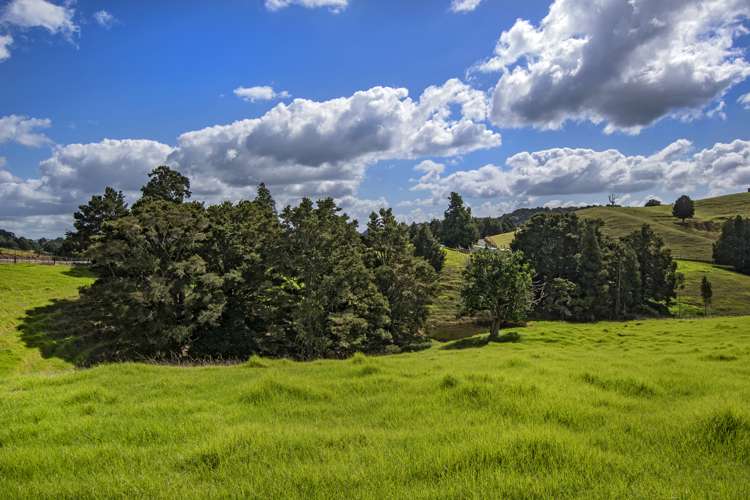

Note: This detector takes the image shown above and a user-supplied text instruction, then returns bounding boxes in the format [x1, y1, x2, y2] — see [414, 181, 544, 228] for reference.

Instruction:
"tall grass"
[1, 263, 750, 498]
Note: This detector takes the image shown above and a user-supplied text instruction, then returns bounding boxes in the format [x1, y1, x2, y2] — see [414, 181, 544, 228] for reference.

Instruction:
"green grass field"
[1, 265, 750, 497]
[675, 260, 750, 317]
[487, 231, 515, 248]
[577, 192, 750, 261]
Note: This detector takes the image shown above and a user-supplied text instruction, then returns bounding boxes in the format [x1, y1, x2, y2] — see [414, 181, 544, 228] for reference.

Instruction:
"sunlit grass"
[1, 264, 750, 497]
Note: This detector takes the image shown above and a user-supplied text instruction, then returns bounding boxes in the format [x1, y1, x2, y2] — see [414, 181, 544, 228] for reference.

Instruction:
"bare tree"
[607, 193, 619, 206]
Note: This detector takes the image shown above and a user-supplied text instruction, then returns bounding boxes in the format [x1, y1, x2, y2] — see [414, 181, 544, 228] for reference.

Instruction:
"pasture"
[1, 264, 749, 498]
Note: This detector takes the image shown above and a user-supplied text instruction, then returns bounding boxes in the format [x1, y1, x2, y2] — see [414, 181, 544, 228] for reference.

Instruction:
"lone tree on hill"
[700, 276, 713, 316]
[460, 249, 534, 341]
[442, 192, 479, 249]
[672, 195, 695, 223]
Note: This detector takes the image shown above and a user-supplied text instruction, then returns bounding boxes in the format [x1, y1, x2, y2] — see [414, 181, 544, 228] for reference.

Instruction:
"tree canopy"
[672, 195, 695, 222]
[460, 249, 534, 340]
[441, 192, 479, 249]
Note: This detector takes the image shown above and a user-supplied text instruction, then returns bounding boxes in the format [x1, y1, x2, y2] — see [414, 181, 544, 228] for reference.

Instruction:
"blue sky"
[1, 0, 750, 238]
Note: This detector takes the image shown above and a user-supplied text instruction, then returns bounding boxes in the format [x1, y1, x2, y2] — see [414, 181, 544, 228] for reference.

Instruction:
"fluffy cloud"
[477, 0, 750, 133]
[234, 86, 291, 102]
[265, 0, 348, 13]
[2, 79, 499, 234]
[1, 0, 77, 36]
[0, 34, 12, 61]
[450, 0, 483, 13]
[171, 80, 500, 201]
[93, 10, 115, 29]
[0, 115, 51, 147]
[412, 139, 750, 200]
[739, 93, 750, 110]
[0, 139, 173, 218]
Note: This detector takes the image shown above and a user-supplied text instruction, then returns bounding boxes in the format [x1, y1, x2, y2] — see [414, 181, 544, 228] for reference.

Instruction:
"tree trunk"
[489, 317, 500, 342]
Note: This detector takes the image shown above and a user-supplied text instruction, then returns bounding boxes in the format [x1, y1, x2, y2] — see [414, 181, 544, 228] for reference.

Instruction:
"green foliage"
[622, 224, 678, 306]
[139, 165, 192, 204]
[442, 192, 479, 249]
[576, 223, 609, 320]
[84, 199, 225, 357]
[460, 249, 533, 340]
[365, 209, 438, 346]
[411, 224, 446, 272]
[672, 194, 695, 222]
[512, 213, 677, 320]
[280, 198, 390, 359]
[713, 216, 750, 274]
[64, 187, 128, 255]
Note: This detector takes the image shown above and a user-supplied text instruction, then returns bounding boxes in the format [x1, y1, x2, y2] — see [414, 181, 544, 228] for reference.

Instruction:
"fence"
[0, 256, 89, 265]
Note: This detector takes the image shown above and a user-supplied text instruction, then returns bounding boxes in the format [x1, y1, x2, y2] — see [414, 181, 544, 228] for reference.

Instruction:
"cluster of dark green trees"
[510, 213, 678, 321]
[67, 166, 438, 361]
[0, 229, 65, 255]
[713, 216, 750, 274]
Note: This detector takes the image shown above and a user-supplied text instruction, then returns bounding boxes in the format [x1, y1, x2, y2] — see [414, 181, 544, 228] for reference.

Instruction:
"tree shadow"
[17, 296, 114, 367]
[441, 331, 521, 350]
[61, 265, 96, 279]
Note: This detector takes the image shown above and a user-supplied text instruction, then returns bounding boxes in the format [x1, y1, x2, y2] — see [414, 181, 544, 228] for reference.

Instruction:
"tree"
[608, 241, 641, 319]
[411, 224, 446, 272]
[460, 249, 534, 341]
[576, 222, 609, 320]
[672, 195, 695, 223]
[622, 225, 677, 307]
[645, 199, 662, 207]
[713, 216, 750, 274]
[65, 187, 128, 255]
[700, 276, 713, 316]
[607, 193, 619, 206]
[197, 184, 292, 358]
[364, 208, 438, 345]
[280, 198, 390, 359]
[140, 165, 192, 203]
[441, 192, 479, 249]
[84, 199, 225, 358]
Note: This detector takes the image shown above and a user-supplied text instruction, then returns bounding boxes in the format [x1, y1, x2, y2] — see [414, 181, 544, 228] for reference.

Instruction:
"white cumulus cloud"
[476, 0, 750, 133]
[739, 93, 750, 110]
[0, 115, 52, 147]
[450, 0, 483, 13]
[1, 0, 77, 36]
[234, 85, 291, 102]
[412, 139, 750, 201]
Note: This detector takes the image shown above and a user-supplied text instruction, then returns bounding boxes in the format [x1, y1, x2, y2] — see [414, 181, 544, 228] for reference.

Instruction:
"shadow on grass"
[441, 331, 521, 350]
[17, 296, 114, 367]
[62, 265, 96, 279]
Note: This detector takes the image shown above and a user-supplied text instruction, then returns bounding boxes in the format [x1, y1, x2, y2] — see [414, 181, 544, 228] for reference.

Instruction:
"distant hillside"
[485, 192, 750, 262]
[577, 192, 750, 261]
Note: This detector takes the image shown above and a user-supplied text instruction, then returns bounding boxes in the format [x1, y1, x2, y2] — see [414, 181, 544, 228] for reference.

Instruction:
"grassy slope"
[487, 231, 515, 248]
[577, 192, 750, 261]
[0, 264, 94, 376]
[1, 265, 750, 497]
[428, 249, 487, 340]
[675, 260, 750, 317]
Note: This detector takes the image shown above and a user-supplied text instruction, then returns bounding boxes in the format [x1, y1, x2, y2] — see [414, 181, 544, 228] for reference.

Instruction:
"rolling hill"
[577, 192, 750, 261]
[487, 192, 750, 262]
